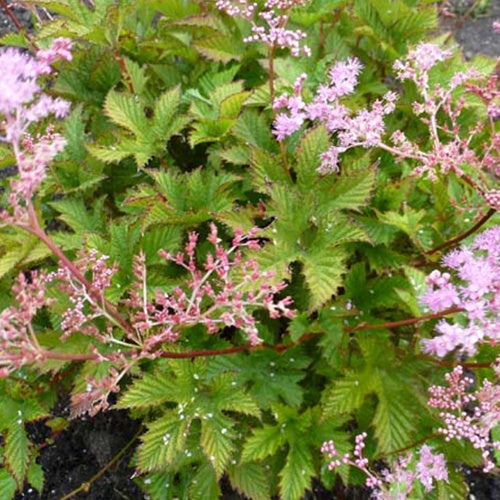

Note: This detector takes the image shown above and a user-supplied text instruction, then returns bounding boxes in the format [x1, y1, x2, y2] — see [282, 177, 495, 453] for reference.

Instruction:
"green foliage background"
[0, 0, 497, 498]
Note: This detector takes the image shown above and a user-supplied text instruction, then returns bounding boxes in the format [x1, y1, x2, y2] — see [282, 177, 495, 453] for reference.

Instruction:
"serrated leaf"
[295, 125, 330, 191]
[251, 148, 290, 191]
[200, 414, 234, 478]
[124, 57, 149, 95]
[49, 197, 105, 234]
[232, 110, 277, 152]
[228, 462, 270, 500]
[327, 169, 376, 211]
[193, 35, 242, 62]
[300, 247, 345, 310]
[152, 87, 186, 139]
[189, 119, 235, 146]
[141, 226, 182, 266]
[86, 145, 130, 164]
[5, 423, 29, 485]
[219, 145, 250, 165]
[189, 462, 220, 500]
[242, 425, 286, 462]
[279, 442, 314, 500]
[323, 371, 370, 417]
[140, 472, 174, 500]
[117, 372, 178, 409]
[104, 90, 149, 139]
[27, 462, 44, 492]
[219, 91, 251, 119]
[138, 413, 189, 471]
[64, 105, 86, 162]
[372, 373, 416, 454]
[0, 250, 22, 279]
[0, 469, 16, 500]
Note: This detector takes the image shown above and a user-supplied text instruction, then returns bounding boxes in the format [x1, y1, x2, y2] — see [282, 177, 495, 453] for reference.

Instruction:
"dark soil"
[1, 1, 499, 499]
[17, 407, 143, 500]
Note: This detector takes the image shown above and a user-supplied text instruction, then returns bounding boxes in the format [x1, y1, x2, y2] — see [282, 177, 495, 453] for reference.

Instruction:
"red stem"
[424, 208, 496, 255]
[375, 433, 440, 460]
[27, 209, 134, 336]
[0, 0, 38, 49]
[416, 355, 493, 369]
[347, 306, 462, 333]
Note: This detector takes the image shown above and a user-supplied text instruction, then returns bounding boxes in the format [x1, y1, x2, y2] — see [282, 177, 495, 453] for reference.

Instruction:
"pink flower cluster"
[0, 271, 52, 376]
[420, 226, 500, 357]
[127, 223, 295, 349]
[321, 433, 448, 497]
[46, 249, 119, 340]
[391, 44, 499, 181]
[273, 60, 397, 173]
[0, 39, 72, 227]
[216, 0, 311, 57]
[428, 365, 500, 472]
[273, 42, 499, 183]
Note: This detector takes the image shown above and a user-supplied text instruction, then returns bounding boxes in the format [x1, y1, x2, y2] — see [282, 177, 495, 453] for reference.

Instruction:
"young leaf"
[372, 373, 416, 454]
[295, 125, 330, 192]
[189, 462, 220, 500]
[326, 169, 376, 211]
[228, 462, 270, 500]
[117, 372, 179, 409]
[279, 441, 315, 500]
[242, 425, 287, 462]
[27, 462, 44, 493]
[0, 469, 16, 500]
[200, 413, 235, 478]
[104, 90, 149, 139]
[300, 247, 346, 311]
[5, 422, 30, 486]
[138, 413, 189, 472]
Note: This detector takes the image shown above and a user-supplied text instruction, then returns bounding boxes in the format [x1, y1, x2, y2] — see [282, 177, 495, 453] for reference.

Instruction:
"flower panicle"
[321, 434, 448, 497]
[216, 0, 311, 57]
[0, 39, 73, 227]
[420, 226, 500, 358]
[428, 365, 500, 473]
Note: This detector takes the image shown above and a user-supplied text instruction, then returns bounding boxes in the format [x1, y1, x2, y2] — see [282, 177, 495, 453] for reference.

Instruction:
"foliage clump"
[0, 0, 498, 498]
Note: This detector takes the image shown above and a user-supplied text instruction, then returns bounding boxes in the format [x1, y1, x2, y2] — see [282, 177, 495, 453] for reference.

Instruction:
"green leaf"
[232, 110, 277, 152]
[200, 414, 234, 478]
[295, 125, 330, 191]
[64, 105, 87, 162]
[212, 374, 261, 417]
[152, 87, 189, 140]
[327, 169, 376, 211]
[138, 413, 189, 471]
[193, 34, 242, 62]
[0, 469, 16, 500]
[279, 442, 315, 500]
[228, 462, 270, 500]
[27, 462, 44, 492]
[141, 226, 182, 266]
[104, 90, 149, 139]
[49, 197, 106, 234]
[86, 144, 131, 164]
[139, 472, 174, 500]
[372, 372, 417, 454]
[5, 422, 30, 485]
[251, 148, 290, 192]
[117, 371, 178, 409]
[189, 462, 220, 500]
[124, 57, 149, 95]
[323, 370, 371, 417]
[0, 250, 23, 279]
[300, 247, 346, 310]
[242, 425, 286, 462]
